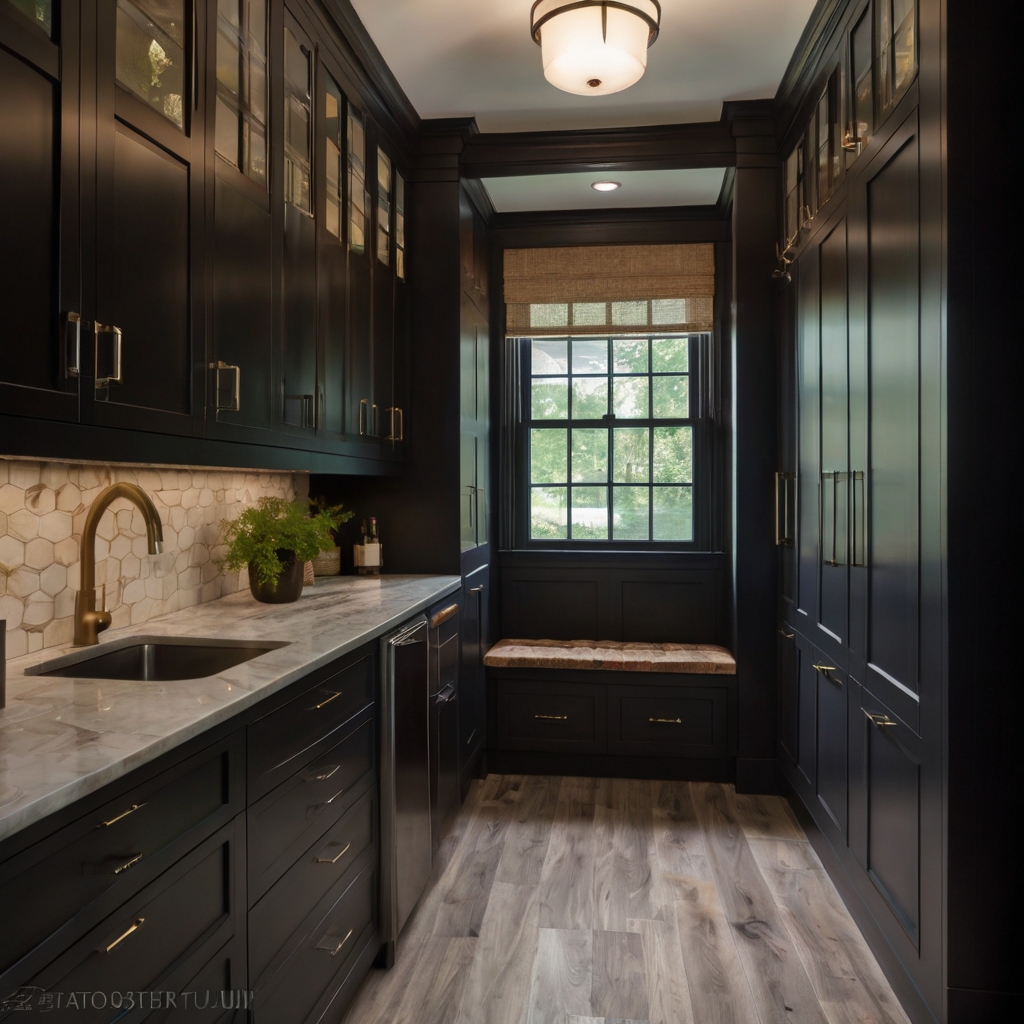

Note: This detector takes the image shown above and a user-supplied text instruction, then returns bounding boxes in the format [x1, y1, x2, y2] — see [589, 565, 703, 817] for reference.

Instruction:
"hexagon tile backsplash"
[0, 458, 307, 661]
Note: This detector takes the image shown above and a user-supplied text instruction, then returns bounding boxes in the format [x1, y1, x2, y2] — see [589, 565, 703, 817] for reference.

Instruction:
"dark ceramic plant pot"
[248, 550, 304, 604]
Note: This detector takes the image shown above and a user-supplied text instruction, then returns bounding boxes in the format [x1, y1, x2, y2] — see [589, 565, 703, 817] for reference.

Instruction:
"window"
[215, 0, 268, 184]
[519, 333, 709, 546]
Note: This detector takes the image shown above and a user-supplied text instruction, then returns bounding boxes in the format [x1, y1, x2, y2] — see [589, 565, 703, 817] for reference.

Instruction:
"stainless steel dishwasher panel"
[380, 616, 431, 952]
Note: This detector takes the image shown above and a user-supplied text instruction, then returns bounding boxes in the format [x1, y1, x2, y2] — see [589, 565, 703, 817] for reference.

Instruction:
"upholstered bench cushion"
[483, 639, 736, 676]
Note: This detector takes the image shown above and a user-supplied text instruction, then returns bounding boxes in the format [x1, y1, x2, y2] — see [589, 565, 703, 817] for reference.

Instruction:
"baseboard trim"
[735, 757, 781, 794]
[487, 750, 735, 781]
[948, 986, 1021, 1024]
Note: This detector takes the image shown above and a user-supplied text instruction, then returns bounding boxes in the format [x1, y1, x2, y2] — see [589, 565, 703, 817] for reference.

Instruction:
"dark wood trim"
[0, 414, 402, 475]
[462, 177, 497, 227]
[488, 750, 735, 781]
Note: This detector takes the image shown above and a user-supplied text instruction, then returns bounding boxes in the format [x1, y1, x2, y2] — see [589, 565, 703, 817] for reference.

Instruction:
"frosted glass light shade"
[531, 1, 661, 97]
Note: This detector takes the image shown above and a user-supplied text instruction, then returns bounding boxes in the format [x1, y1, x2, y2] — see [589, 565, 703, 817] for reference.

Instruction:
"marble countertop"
[0, 574, 460, 844]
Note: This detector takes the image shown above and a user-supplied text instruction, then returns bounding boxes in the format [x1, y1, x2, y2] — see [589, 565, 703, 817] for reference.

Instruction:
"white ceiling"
[350, 0, 817, 133]
[481, 167, 728, 213]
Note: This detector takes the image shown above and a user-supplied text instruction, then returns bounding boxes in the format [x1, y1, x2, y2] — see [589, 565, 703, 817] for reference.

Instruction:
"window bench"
[484, 639, 737, 780]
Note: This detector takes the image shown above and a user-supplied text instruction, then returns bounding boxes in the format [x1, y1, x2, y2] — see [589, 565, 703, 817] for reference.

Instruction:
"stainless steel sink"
[27, 636, 291, 682]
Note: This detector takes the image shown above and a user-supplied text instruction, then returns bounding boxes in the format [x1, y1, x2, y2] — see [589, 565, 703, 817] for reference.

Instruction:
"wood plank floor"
[340, 776, 910, 1024]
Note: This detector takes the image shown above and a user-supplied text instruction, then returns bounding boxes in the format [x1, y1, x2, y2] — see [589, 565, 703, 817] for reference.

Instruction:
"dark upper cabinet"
[0, 1, 80, 423]
[89, 0, 204, 436]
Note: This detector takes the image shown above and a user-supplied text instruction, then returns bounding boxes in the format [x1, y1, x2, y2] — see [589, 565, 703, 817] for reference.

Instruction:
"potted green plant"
[308, 497, 355, 577]
[221, 497, 341, 603]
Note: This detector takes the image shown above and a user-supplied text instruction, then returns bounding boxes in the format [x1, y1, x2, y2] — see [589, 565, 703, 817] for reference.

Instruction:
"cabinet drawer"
[254, 859, 376, 1024]
[248, 649, 375, 802]
[13, 821, 241, 1024]
[609, 685, 729, 757]
[248, 710, 375, 903]
[249, 788, 376, 984]
[496, 680, 605, 753]
[0, 733, 241, 978]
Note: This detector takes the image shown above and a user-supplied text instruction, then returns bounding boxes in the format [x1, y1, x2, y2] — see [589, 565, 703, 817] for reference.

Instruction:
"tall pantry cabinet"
[774, 1, 1018, 1021]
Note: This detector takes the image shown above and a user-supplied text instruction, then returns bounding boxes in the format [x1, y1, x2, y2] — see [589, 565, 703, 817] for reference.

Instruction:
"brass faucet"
[74, 482, 165, 646]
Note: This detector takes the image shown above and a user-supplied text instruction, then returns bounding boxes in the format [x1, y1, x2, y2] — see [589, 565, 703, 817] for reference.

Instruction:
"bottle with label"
[354, 517, 382, 575]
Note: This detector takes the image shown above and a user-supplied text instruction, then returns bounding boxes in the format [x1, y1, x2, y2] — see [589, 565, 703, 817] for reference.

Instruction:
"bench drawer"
[254, 859, 377, 1024]
[0, 733, 241, 979]
[249, 788, 376, 984]
[248, 649, 376, 803]
[495, 680, 605, 753]
[248, 710, 375, 903]
[608, 685, 729, 757]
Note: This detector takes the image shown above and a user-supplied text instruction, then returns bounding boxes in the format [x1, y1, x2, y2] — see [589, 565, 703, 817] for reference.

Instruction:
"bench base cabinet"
[0, 642, 385, 1024]
[490, 669, 735, 769]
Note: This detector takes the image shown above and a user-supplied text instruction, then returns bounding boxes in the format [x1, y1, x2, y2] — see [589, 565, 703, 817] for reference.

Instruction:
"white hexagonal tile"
[177, 566, 201, 590]
[0, 461, 8, 484]
[0, 535, 25, 569]
[8, 569, 40, 599]
[23, 591, 55, 628]
[39, 510, 73, 543]
[24, 538, 54, 570]
[177, 525, 196, 550]
[27, 631, 43, 651]
[43, 616, 73, 648]
[115, 508, 134, 532]
[55, 588, 76, 618]
[0, 485, 25, 516]
[121, 552, 141, 579]
[9, 461, 41, 489]
[110, 534, 132, 560]
[5, 628, 27, 659]
[56, 483, 83, 513]
[7, 509, 39, 542]
[54, 537, 78, 566]
[130, 597, 154, 625]
[39, 562, 67, 596]
[40, 463, 68, 490]
[0, 594, 24, 630]
[24, 482, 56, 515]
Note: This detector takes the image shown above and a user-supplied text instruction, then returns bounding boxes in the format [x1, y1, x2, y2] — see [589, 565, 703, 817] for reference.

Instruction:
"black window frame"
[513, 331, 714, 551]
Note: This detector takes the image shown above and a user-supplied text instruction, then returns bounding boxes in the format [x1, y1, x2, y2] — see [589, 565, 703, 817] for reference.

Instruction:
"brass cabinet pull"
[777, 628, 795, 639]
[534, 714, 567, 721]
[105, 917, 145, 954]
[469, 585, 484, 594]
[813, 664, 841, 684]
[97, 803, 146, 829]
[63, 311, 82, 378]
[395, 406, 404, 440]
[385, 406, 405, 441]
[94, 323, 123, 387]
[309, 689, 344, 710]
[863, 710, 897, 728]
[430, 603, 459, 628]
[113, 853, 143, 875]
[210, 361, 241, 412]
[316, 841, 352, 865]
[317, 928, 353, 956]
[851, 470, 866, 567]
[649, 717, 683, 724]
[774, 472, 794, 546]
[305, 764, 340, 783]
[774, 472, 782, 545]
[359, 398, 369, 435]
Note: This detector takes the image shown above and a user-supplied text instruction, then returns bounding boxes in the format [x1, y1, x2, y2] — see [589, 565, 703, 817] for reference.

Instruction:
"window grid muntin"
[526, 334, 699, 544]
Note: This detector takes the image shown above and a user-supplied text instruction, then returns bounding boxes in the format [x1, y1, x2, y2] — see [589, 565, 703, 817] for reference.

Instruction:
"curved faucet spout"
[74, 482, 166, 646]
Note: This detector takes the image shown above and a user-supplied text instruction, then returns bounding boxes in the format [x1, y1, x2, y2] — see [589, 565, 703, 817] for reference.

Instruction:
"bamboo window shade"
[504, 243, 715, 336]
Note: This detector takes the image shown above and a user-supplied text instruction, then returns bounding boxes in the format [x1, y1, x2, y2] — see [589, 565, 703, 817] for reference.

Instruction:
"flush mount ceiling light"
[591, 180, 622, 191]
[530, 1, 662, 97]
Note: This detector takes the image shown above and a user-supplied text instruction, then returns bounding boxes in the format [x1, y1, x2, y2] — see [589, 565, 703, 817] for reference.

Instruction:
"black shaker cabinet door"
[87, 0, 203, 437]
[0, 1, 80, 422]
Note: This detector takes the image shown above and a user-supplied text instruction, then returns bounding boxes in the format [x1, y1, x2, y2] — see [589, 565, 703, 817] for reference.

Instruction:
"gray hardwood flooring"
[340, 776, 910, 1024]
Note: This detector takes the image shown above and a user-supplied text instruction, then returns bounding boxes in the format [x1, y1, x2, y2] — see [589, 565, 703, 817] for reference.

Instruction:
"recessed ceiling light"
[591, 181, 622, 192]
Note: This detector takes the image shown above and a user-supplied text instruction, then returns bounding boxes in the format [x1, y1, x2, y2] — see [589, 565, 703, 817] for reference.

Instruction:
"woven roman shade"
[505, 243, 715, 336]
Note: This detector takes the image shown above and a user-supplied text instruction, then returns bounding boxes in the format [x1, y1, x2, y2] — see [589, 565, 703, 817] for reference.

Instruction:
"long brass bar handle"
[316, 841, 352, 865]
[774, 472, 781, 546]
[777, 628, 795, 639]
[863, 710, 897, 728]
[395, 406, 404, 440]
[307, 689, 343, 711]
[832, 470, 839, 566]
[783, 471, 792, 545]
[852, 470, 866, 567]
[105, 917, 145, 954]
[359, 399, 368, 436]
[97, 802, 146, 828]
[94, 323, 123, 387]
[317, 928, 353, 956]
[469, 585, 484, 594]
[534, 714, 568, 721]
[649, 717, 683, 724]
[63, 311, 81, 378]
[304, 764, 340, 783]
